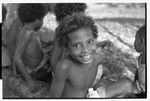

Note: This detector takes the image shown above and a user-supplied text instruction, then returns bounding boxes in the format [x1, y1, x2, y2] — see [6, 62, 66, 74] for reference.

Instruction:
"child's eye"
[72, 44, 80, 48]
[88, 39, 94, 44]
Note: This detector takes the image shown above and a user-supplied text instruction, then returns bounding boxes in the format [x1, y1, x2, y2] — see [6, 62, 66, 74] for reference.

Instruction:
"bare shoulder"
[18, 28, 34, 41]
[55, 56, 72, 75]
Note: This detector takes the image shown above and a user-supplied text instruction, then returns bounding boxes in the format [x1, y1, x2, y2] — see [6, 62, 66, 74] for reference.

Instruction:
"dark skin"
[50, 27, 139, 98]
[134, 28, 145, 92]
[50, 28, 99, 97]
[6, 18, 44, 92]
[50, 35, 64, 72]
[50, 54, 101, 97]
[5, 18, 22, 56]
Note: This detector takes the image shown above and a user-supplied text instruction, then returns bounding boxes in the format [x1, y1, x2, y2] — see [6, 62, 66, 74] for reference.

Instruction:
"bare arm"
[13, 30, 32, 82]
[138, 64, 145, 92]
[32, 54, 49, 73]
[50, 36, 63, 72]
[50, 61, 68, 97]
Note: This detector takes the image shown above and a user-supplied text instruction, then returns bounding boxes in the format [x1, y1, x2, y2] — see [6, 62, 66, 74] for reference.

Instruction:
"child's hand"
[87, 88, 100, 98]
[31, 67, 41, 74]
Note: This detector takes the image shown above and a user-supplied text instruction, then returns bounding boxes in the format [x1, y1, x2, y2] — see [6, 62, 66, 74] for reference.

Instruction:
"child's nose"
[82, 44, 89, 53]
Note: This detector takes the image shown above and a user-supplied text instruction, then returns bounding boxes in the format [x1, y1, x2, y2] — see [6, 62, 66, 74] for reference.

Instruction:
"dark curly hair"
[54, 3, 87, 22]
[134, 25, 146, 53]
[18, 4, 46, 24]
[56, 13, 98, 47]
[136, 25, 146, 40]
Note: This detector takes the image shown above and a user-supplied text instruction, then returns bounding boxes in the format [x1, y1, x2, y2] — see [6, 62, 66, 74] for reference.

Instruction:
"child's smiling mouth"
[80, 54, 93, 64]
[82, 55, 92, 60]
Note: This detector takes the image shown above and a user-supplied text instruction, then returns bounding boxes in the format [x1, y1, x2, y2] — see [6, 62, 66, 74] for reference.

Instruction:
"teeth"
[83, 59, 93, 64]
[83, 55, 91, 59]
[80, 54, 93, 64]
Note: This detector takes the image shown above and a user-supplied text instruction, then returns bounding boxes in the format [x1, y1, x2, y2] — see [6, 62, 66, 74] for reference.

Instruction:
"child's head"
[18, 4, 46, 30]
[134, 25, 146, 53]
[2, 5, 7, 23]
[54, 3, 87, 22]
[56, 13, 98, 64]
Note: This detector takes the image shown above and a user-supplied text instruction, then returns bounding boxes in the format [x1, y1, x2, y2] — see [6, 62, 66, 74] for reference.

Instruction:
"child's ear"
[141, 38, 145, 44]
[65, 42, 69, 49]
[35, 19, 42, 24]
[35, 19, 39, 23]
[33, 19, 39, 26]
[64, 38, 69, 49]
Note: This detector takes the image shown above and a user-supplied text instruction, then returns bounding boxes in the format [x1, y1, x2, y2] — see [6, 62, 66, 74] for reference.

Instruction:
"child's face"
[67, 27, 97, 64]
[134, 34, 145, 53]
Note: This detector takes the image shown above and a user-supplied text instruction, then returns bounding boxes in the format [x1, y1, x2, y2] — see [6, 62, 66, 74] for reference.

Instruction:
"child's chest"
[22, 34, 43, 67]
[68, 62, 99, 90]
[25, 34, 43, 57]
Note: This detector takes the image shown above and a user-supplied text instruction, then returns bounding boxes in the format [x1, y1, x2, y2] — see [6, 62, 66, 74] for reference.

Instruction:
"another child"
[50, 3, 87, 72]
[134, 25, 146, 96]
[9, 4, 49, 92]
[50, 13, 139, 98]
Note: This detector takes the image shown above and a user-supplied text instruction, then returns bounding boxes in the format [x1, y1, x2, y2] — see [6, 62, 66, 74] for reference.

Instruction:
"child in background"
[10, 4, 49, 92]
[50, 3, 87, 72]
[50, 13, 139, 98]
[134, 25, 146, 97]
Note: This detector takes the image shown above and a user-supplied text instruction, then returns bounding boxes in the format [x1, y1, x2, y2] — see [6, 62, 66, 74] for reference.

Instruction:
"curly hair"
[56, 13, 98, 47]
[54, 3, 87, 22]
[136, 25, 146, 40]
[18, 4, 46, 24]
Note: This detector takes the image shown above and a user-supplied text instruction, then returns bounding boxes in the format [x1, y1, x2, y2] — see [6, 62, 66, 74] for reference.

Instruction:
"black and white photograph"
[1, 1, 147, 99]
